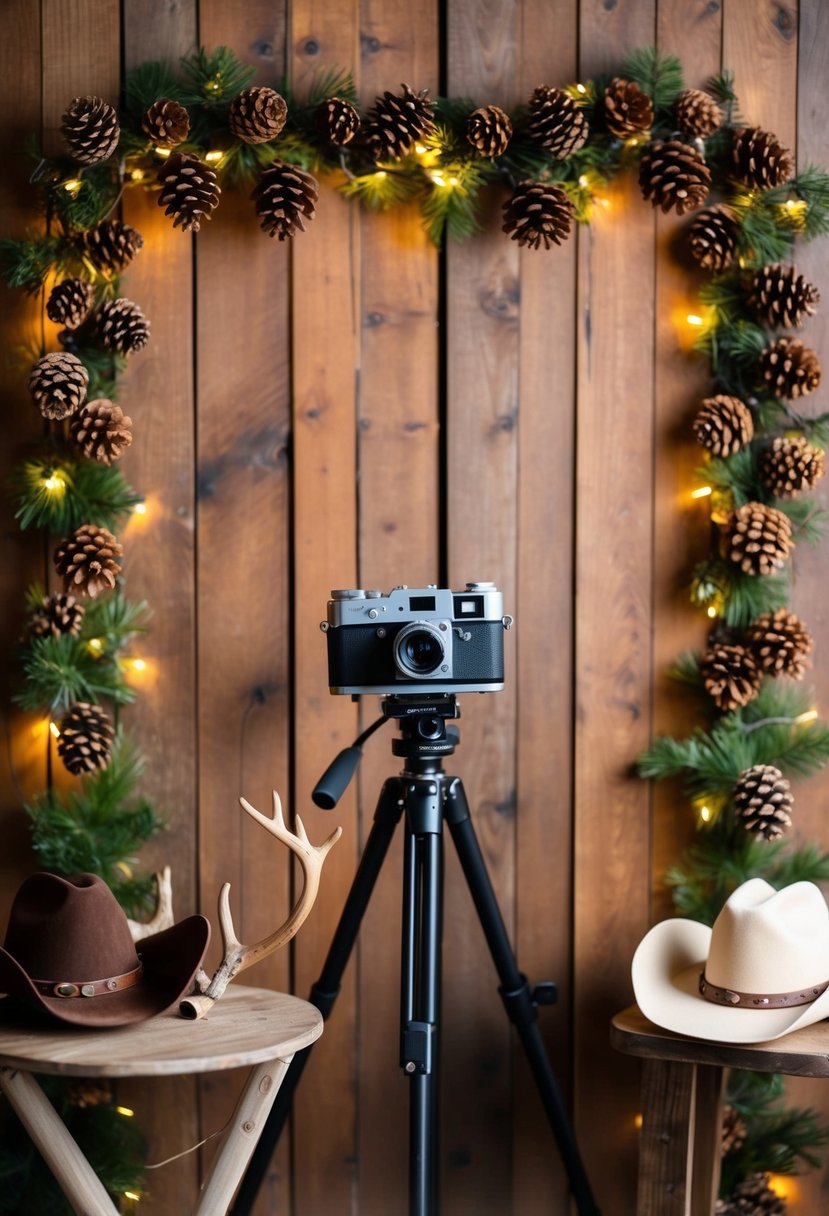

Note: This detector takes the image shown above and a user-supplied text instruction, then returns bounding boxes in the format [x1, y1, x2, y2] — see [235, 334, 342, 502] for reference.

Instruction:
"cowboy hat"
[632, 877, 829, 1044]
[0, 871, 210, 1027]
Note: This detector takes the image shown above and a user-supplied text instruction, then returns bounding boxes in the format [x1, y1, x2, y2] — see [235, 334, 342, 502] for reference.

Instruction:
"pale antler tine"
[321, 825, 343, 855]
[217, 881, 241, 953]
[271, 788, 286, 830]
[239, 795, 273, 834]
[293, 812, 312, 847]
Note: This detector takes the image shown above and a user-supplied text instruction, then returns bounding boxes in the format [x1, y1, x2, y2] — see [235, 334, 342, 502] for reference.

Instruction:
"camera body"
[321, 583, 512, 695]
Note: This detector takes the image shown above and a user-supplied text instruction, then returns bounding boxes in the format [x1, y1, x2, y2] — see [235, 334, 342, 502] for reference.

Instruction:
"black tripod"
[231, 695, 599, 1216]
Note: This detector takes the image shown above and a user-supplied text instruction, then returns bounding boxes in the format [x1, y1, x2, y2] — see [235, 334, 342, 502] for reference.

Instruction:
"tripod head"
[312, 695, 461, 810]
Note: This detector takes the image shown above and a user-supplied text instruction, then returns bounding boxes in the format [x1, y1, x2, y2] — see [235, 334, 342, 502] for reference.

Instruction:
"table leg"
[196, 1054, 293, 1215]
[0, 1066, 119, 1216]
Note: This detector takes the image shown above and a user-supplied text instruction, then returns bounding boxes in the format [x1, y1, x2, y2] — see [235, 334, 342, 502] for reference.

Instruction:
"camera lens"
[393, 622, 445, 678]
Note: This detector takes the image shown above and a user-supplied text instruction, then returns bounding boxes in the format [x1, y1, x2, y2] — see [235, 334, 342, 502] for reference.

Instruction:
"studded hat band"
[33, 962, 144, 1000]
[699, 969, 829, 1010]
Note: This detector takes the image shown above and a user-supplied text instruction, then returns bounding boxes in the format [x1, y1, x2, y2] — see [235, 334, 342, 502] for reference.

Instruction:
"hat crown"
[3, 872, 139, 982]
[706, 878, 829, 994]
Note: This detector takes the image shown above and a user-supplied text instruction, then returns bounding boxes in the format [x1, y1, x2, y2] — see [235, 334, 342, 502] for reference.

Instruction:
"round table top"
[0, 985, 323, 1078]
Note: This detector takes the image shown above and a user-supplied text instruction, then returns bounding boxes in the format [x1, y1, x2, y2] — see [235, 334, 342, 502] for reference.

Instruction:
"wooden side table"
[611, 1004, 829, 1216]
[0, 984, 322, 1216]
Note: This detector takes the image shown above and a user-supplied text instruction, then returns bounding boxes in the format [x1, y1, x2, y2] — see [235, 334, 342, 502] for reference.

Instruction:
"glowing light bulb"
[796, 709, 819, 724]
[633, 1112, 643, 1129]
[699, 805, 712, 823]
[133, 501, 147, 516]
[116, 1106, 135, 1117]
[374, 170, 387, 180]
[686, 313, 704, 327]
[86, 637, 104, 657]
[415, 143, 427, 156]
[430, 172, 447, 187]
[578, 175, 589, 187]
[63, 179, 82, 197]
[130, 658, 147, 672]
[448, 176, 459, 187]
[49, 722, 61, 739]
[706, 606, 718, 619]
[691, 485, 712, 499]
[129, 168, 146, 182]
[155, 146, 172, 159]
[123, 1192, 142, 1203]
[205, 149, 223, 164]
[576, 83, 587, 95]
[43, 474, 65, 492]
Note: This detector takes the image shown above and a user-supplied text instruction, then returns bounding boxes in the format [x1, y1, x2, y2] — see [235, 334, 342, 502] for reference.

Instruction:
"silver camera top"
[322, 583, 509, 630]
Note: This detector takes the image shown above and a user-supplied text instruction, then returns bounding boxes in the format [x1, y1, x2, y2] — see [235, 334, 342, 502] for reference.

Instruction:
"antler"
[180, 791, 341, 1019]
[126, 867, 175, 942]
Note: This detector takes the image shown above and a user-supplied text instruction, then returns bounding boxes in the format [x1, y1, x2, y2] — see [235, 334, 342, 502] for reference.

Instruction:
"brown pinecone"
[688, 205, 741, 271]
[29, 591, 85, 640]
[699, 641, 762, 712]
[750, 263, 820, 329]
[56, 701, 115, 776]
[604, 77, 653, 139]
[54, 524, 123, 599]
[759, 337, 821, 400]
[70, 398, 133, 465]
[732, 127, 795, 190]
[157, 152, 221, 232]
[82, 220, 144, 275]
[67, 1079, 113, 1108]
[317, 96, 361, 146]
[747, 607, 813, 679]
[675, 88, 722, 139]
[721, 1105, 748, 1156]
[46, 279, 95, 330]
[734, 765, 793, 841]
[252, 160, 319, 240]
[715, 1172, 787, 1215]
[95, 298, 150, 355]
[60, 96, 120, 165]
[228, 86, 288, 145]
[141, 97, 190, 147]
[28, 352, 89, 421]
[725, 502, 794, 576]
[526, 87, 588, 159]
[502, 181, 573, 251]
[639, 139, 711, 215]
[363, 83, 435, 161]
[760, 435, 825, 499]
[466, 104, 513, 158]
[693, 394, 754, 457]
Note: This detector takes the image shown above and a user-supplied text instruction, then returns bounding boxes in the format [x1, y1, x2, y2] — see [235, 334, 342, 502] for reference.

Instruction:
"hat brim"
[632, 916, 829, 1044]
[0, 915, 210, 1028]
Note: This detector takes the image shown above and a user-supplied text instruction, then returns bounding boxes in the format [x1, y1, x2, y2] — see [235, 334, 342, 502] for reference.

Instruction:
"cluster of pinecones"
[715, 1172, 787, 1215]
[700, 604, 812, 709]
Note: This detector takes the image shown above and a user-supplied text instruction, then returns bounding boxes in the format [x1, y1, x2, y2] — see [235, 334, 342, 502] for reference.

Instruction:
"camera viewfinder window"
[409, 595, 436, 611]
[454, 596, 484, 618]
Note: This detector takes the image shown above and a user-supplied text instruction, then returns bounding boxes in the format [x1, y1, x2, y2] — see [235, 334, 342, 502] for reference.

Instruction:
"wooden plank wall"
[1, 1, 828, 1213]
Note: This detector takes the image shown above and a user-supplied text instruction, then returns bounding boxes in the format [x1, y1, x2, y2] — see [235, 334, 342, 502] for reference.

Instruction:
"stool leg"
[0, 1066, 119, 1216]
[196, 1055, 293, 1215]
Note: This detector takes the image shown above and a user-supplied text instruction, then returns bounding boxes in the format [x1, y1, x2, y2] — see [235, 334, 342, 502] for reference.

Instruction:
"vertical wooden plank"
[575, 3, 656, 1211]
[118, 4, 200, 1212]
[356, 4, 440, 1212]
[513, 4, 579, 1213]
[289, 4, 362, 1213]
[445, 4, 519, 1212]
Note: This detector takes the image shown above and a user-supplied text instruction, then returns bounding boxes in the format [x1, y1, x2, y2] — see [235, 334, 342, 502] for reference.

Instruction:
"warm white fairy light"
[43, 473, 65, 492]
[691, 485, 712, 499]
[49, 721, 61, 739]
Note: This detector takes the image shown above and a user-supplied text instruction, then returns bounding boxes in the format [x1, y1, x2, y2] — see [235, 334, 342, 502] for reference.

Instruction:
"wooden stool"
[611, 1004, 829, 1215]
[0, 984, 322, 1216]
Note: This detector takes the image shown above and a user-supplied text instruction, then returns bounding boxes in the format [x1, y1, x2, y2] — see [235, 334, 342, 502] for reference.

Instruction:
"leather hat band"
[32, 962, 144, 999]
[699, 969, 829, 1010]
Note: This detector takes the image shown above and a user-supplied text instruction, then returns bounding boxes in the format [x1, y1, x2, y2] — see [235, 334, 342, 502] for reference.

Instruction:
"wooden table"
[611, 1004, 829, 1215]
[0, 984, 322, 1216]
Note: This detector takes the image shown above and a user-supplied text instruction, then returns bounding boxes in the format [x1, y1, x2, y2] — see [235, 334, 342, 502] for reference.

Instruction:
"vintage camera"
[320, 582, 512, 696]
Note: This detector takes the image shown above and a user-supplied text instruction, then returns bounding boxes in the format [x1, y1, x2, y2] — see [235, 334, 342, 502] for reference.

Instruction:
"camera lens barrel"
[393, 621, 447, 678]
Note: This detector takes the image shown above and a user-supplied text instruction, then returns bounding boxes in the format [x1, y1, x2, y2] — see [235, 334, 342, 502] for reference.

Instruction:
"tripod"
[231, 695, 599, 1216]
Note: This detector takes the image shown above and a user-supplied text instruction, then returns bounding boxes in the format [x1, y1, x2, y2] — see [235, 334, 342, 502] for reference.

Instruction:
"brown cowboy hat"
[0, 871, 210, 1027]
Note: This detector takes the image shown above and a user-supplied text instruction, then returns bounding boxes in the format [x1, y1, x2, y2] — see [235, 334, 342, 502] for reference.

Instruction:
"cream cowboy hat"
[631, 877, 829, 1044]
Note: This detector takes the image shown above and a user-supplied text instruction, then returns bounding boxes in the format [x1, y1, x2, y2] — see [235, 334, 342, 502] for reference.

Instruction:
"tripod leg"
[444, 778, 601, 1216]
[230, 777, 407, 1216]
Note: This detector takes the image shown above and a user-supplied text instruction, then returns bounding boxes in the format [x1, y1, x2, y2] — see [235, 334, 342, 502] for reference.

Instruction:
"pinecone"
[67, 1080, 113, 1108]
[95, 298, 150, 355]
[54, 524, 123, 599]
[228, 86, 288, 145]
[56, 701, 115, 775]
[526, 87, 588, 159]
[70, 398, 133, 465]
[317, 96, 361, 146]
[734, 765, 794, 841]
[29, 592, 85, 640]
[141, 97, 190, 147]
[692, 394, 754, 457]
[715, 1172, 787, 1215]
[466, 104, 513, 158]
[82, 220, 144, 275]
[748, 608, 813, 679]
[732, 127, 795, 190]
[688, 206, 741, 271]
[363, 83, 435, 161]
[675, 88, 722, 139]
[502, 181, 573, 250]
[639, 140, 711, 216]
[750, 263, 820, 329]
[46, 279, 95, 330]
[725, 502, 794, 576]
[60, 96, 120, 165]
[759, 337, 821, 400]
[157, 153, 221, 232]
[28, 352, 89, 421]
[252, 160, 319, 240]
[699, 641, 762, 712]
[721, 1105, 748, 1156]
[603, 77, 653, 139]
[760, 435, 825, 499]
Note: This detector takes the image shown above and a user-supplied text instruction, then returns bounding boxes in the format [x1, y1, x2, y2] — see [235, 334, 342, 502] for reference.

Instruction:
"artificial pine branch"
[777, 497, 829, 545]
[124, 58, 188, 121]
[14, 633, 137, 713]
[81, 589, 149, 654]
[12, 456, 141, 533]
[620, 46, 684, 113]
[338, 168, 423, 209]
[0, 235, 61, 292]
[179, 45, 256, 106]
